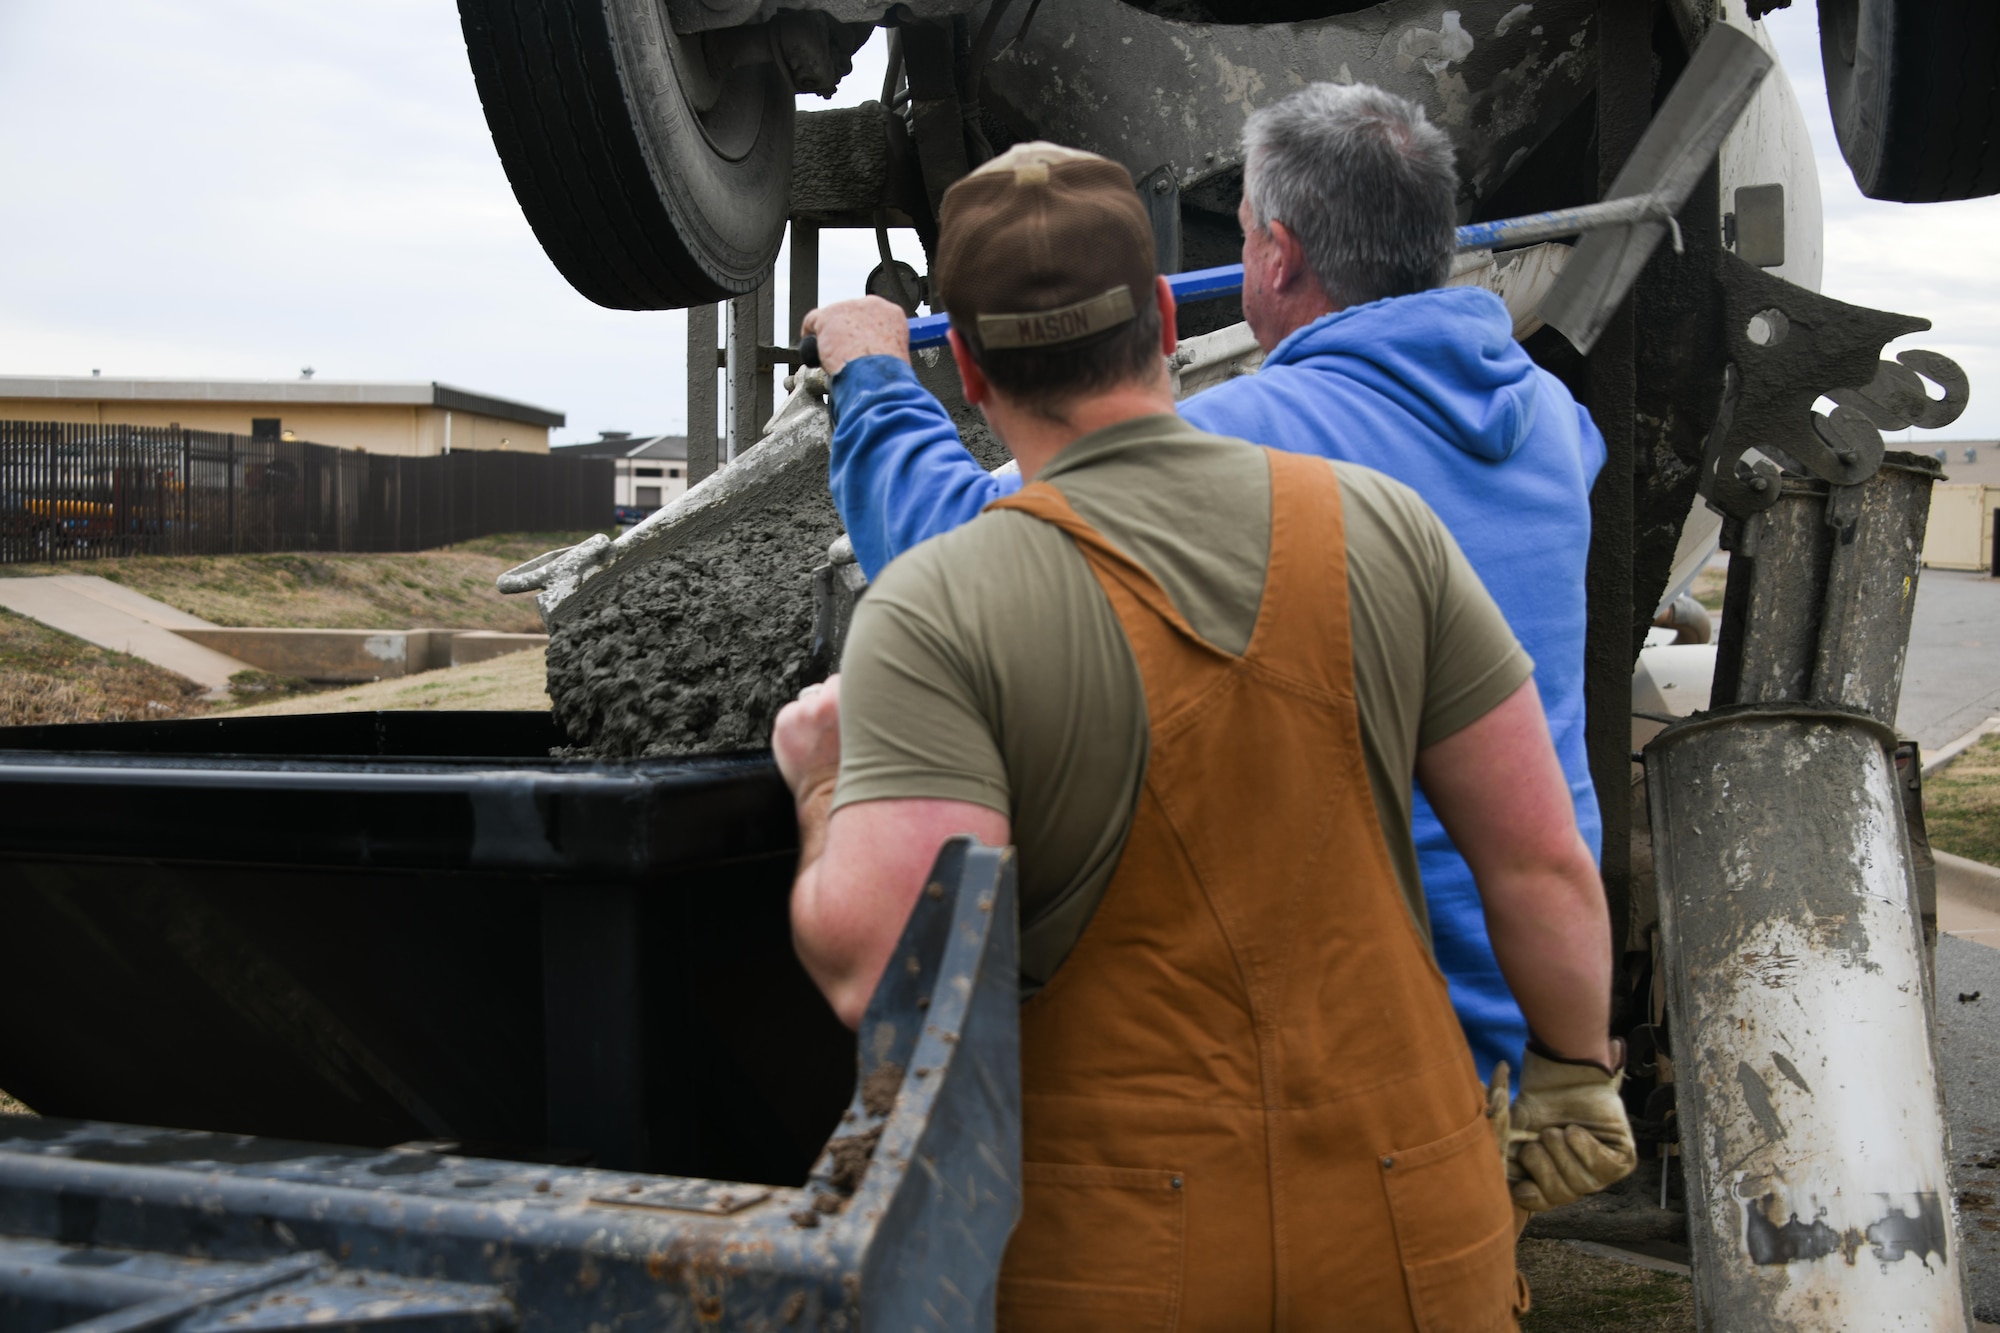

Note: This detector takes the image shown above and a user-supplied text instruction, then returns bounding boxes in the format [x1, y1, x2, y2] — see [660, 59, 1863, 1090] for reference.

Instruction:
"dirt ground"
[0, 530, 605, 635]
[1518, 1241, 1693, 1330]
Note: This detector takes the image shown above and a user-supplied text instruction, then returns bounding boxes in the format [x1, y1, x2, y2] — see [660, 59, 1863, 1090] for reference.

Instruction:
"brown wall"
[0, 399, 549, 456]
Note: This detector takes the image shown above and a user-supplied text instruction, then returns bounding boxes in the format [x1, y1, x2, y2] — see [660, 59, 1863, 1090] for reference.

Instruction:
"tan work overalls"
[989, 449, 1520, 1331]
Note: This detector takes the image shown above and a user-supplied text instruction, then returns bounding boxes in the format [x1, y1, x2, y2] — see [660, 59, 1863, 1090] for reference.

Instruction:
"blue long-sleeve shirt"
[828, 286, 1606, 1082]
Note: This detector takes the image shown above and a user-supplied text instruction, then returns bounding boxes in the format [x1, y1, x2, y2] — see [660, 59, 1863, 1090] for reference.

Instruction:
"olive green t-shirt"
[833, 415, 1532, 991]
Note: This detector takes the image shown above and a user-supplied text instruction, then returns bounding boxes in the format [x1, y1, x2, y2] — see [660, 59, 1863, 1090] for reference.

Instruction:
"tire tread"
[458, 0, 772, 308]
[1826, 0, 2000, 203]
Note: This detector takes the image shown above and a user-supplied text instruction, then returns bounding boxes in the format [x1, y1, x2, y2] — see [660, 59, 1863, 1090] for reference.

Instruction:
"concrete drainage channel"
[0, 572, 544, 694]
[173, 627, 548, 685]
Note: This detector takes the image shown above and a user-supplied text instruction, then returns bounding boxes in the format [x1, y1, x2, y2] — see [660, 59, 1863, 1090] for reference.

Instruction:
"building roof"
[555, 432, 687, 461]
[0, 376, 565, 429]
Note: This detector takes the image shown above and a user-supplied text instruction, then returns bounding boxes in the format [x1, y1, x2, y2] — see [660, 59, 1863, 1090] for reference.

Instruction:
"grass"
[0, 1089, 28, 1116]
[1926, 730, 2000, 866]
[0, 607, 208, 726]
[0, 530, 610, 635]
[1691, 561, 1727, 612]
[1519, 1241, 1692, 1331]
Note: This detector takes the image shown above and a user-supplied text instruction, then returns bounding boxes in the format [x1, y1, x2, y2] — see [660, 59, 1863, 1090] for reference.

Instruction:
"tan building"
[0, 375, 564, 456]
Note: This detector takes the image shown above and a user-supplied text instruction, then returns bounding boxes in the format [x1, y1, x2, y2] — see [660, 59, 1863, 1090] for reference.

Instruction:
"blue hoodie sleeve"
[827, 355, 1020, 579]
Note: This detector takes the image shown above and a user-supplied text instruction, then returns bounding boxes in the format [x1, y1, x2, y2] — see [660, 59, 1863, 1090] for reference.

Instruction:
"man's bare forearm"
[787, 776, 845, 1010]
[1480, 836, 1614, 1067]
[785, 791, 1011, 1030]
[1416, 680, 1616, 1070]
[793, 776, 836, 879]
[772, 675, 1010, 1028]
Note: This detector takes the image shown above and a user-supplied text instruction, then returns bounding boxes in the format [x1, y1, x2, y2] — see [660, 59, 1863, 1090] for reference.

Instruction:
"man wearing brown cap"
[775, 142, 1617, 1328]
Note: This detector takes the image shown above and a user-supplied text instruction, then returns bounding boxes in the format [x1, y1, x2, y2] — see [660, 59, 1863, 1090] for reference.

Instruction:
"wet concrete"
[544, 453, 845, 758]
[544, 351, 1004, 759]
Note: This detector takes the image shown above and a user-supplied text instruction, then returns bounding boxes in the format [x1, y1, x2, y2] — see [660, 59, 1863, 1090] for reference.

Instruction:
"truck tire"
[1817, 0, 2000, 202]
[459, 0, 795, 309]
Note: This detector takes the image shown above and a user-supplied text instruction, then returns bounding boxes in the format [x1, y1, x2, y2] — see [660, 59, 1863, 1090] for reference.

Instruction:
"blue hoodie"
[827, 285, 1605, 1081]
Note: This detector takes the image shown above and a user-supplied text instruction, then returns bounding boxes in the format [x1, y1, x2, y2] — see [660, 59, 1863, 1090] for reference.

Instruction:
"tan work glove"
[1486, 1060, 1512, 1161]
[1506, 1039, 1637, 1212]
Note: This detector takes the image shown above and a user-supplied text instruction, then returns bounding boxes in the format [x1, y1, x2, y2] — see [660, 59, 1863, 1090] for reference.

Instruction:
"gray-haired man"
[809, 82, 1628, 1217]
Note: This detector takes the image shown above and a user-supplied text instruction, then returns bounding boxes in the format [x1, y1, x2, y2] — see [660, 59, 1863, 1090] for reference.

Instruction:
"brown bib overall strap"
[987, 449, 1518, 1332]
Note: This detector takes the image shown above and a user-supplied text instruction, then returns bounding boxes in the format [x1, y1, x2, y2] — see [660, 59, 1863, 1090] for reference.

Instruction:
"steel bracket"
[1699, 252, 1965, 521]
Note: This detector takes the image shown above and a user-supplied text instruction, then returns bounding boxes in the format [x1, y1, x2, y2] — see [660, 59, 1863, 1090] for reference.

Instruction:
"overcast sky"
[0, 3, 1993, 445]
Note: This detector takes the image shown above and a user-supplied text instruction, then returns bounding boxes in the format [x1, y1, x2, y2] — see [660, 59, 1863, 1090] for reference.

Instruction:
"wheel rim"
[666, 26, 771, 164]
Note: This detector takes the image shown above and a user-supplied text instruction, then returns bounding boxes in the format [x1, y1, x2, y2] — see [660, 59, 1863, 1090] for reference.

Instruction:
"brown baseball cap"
[933, 142, 1157, 352]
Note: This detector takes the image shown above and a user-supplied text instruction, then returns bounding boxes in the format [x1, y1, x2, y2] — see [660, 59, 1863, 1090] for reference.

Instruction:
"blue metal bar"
[906, 265, 1244, 351]
[908, 311, 953, 351]
[887, 193, 1667, 353]
[1453, 193, 1671, 253]
[1167, 262, 1254, 305]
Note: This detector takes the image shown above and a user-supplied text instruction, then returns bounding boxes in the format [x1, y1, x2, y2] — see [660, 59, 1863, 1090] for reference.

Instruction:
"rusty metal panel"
[1648, 708, 1970, 1330]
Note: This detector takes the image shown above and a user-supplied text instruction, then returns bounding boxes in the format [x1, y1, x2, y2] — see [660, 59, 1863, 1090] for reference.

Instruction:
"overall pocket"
[998, 1162, 1186, 1333]
[1380, 1113, 1519, 1333]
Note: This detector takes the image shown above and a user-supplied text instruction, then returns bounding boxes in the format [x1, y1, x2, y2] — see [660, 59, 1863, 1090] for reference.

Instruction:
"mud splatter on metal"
[1742, 1190, 1949, 1272]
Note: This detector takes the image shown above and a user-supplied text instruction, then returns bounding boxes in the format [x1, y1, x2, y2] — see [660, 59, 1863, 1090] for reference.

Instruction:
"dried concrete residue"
[859, 1062, 904, 1119]
[800, 1061, 905, 1221]
[824, 1126, 884, 1197]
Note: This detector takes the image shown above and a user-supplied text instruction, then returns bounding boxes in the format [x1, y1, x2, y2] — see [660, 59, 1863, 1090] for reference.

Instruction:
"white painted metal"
[1632, 641, 1716, 751]
[1656, 495, 1728, 619]
[1721, 16, 1825, 292]
[1168, 321, 1266, 399]
[1450, 243, 1574, 341]
[1650, 711, 1971, 1331]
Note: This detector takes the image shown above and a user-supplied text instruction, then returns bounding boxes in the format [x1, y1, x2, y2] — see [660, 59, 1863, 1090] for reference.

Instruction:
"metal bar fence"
[0, 421, 611, 565]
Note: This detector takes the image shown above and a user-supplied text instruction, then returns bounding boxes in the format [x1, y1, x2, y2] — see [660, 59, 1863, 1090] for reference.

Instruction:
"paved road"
[1899, 555, 2000, 1317]
[1900, 568, 2000, 753]
[1942, 935, 2000, 1322]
